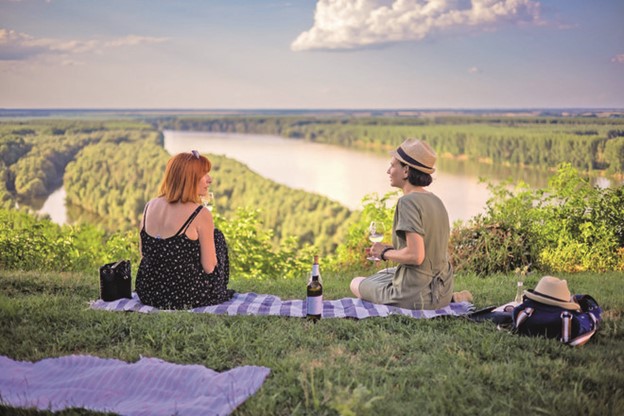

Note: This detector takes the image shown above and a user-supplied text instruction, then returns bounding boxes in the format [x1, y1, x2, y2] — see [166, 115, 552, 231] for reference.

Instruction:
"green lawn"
[1, 269, 623, 415]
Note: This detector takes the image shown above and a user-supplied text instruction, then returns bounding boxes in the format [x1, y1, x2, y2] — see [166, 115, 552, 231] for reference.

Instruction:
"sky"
[0, 0, 623, 109]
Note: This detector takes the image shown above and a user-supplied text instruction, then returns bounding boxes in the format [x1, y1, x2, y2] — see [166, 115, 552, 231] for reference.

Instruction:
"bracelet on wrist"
[380, 247, 393, 261]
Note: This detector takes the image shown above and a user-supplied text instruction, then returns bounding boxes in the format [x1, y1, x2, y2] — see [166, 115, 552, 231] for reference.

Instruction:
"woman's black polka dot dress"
[136, 205, 235, 309]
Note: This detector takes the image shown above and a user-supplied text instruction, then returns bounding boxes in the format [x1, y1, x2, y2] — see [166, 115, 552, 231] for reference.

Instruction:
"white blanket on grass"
[0, 355, 270, 416]
[90, 292, 474, 319]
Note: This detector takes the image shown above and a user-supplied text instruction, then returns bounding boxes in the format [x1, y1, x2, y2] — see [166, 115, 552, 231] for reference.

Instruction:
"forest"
[63, 140, 354, 253]
[154, 115, 624, 173]
[1, 118, 355, 254]
[1, 115, 623, 276]
[0, 119, 157, 208]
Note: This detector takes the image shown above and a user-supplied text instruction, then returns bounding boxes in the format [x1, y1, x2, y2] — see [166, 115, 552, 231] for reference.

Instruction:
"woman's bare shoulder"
[146, 198, 200, 221]
[193, 205, 213, 225]
[146, 196, 166, 207]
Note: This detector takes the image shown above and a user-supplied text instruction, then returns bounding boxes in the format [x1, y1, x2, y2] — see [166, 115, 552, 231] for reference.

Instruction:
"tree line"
[0, 120, 157, 210]
[1, 119, 356, 254]
[63, 139, 355, 253]
[2, 163, 622, 276]
[2, 116, 623, 275]
[153, 115, 624, 174]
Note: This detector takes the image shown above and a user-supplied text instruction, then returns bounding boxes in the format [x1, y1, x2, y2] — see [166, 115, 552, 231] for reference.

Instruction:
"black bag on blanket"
[99, 260, 132, 301]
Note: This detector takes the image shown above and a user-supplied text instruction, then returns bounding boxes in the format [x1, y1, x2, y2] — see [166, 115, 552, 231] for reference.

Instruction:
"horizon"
[3, 106, 624, 111]
[1, 1, 623, 109]
[3, 107, 624, 122]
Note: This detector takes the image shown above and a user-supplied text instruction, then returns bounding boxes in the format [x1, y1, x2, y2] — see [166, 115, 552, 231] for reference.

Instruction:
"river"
[39, 130, 589, 225]
[162, 131, 554, 224]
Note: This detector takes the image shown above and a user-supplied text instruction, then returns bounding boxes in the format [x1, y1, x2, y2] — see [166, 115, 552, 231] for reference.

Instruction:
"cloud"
[468, 66, 481, 74]
[291, 0, 542, 51]
[104, 35, 169, 48]
[3, 0, 53, 3]
[0, 28, 168, 61]
[611, 54, 624, 64]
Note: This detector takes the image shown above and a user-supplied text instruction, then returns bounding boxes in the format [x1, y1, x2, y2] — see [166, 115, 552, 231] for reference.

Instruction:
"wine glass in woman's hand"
[366, 221, 386, 261]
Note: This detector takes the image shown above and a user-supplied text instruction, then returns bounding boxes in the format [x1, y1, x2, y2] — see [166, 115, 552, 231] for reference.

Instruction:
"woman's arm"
[138, 216, 143, 257]
[370, 232, 424, 266]
[196, 208, 218, 274]
[138, 204, 147, 257]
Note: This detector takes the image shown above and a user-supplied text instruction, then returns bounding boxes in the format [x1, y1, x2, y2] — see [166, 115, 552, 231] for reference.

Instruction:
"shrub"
[0, 207, 318, 280]
[214, 208, 317, 279]
[450, 164, 624, 275]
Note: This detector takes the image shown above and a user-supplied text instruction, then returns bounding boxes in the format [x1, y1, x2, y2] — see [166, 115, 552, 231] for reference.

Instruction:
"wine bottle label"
[307, 295, 323, 316]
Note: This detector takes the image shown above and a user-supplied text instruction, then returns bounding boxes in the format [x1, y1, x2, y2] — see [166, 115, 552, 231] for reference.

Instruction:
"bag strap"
[111, 260, 125, 269]
[515, 305, 599, 347]
[560, 311, 572, 343]
[568, 313, 598, 347]
[174, 205, 204, 237]
[514, 307, 534, 329]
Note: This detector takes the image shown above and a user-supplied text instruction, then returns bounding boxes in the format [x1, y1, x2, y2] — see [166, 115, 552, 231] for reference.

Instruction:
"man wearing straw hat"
[350, 139, 466, 310]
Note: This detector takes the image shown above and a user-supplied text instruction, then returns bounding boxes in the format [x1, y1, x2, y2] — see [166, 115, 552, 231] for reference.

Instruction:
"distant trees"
[604, 138, 624, 173]
[0, 119, 154, 204]
[64, 137, 166, 229]
[63, 143, 355, 254]
[2, 117, 623, 276]
[155, 115, 624, 174]
[1, 119, 356, 255]
[209, 154, 356, 253]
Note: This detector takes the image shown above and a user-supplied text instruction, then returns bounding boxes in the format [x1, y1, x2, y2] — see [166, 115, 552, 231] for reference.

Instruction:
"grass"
[1, 269, 623, 416]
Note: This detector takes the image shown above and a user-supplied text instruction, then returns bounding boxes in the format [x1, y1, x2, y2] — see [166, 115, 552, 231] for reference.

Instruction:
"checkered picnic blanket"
[90, 292, 474, 319]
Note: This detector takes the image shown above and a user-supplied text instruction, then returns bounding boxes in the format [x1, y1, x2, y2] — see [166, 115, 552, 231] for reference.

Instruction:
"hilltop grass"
[1, 269, 623, 416]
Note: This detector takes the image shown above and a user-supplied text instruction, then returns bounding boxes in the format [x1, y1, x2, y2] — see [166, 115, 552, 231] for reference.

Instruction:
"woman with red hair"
[136, 151, 234, 309]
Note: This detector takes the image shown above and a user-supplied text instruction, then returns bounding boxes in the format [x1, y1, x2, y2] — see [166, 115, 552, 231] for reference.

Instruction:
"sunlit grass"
[1, 270, 623, 415]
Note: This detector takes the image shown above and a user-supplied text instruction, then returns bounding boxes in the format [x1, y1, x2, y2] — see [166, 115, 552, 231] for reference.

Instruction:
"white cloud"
[104, 35, 169, 48]
[0, 28, 168, 61]
[291, 0, 542, 51]
[468, 66, 481, 74]
[3, 0, 54, 3]
[611, 54, 624, 64]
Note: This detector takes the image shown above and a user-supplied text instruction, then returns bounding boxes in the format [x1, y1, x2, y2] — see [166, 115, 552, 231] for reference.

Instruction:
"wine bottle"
[513, 280, 524, 304]
[513, 265, 529, 304]
[306, 255, 323, 321]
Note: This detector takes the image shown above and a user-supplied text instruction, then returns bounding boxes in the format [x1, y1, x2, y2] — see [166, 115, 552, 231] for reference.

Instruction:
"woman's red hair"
[159, 152, 211, 203]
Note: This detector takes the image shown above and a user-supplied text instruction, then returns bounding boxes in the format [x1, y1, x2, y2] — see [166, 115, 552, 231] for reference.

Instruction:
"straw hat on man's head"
[390, 139, 436, 174]
[524, 276, 579, 310]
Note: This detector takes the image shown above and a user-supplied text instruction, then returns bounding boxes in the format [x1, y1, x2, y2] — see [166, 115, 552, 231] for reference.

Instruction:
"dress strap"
[174, 205, 204, 237]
